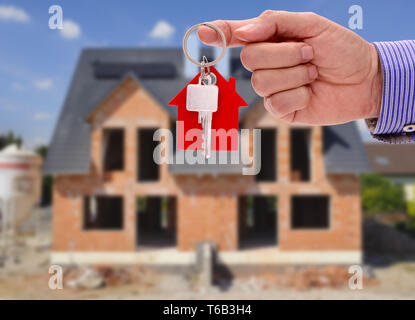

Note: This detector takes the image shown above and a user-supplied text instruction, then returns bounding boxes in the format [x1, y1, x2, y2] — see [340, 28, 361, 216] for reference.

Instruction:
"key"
[200, 111, 212, 158]
[186, 77, 218, 158]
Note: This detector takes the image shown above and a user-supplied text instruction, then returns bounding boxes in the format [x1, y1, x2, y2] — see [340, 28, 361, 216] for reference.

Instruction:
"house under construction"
[44, 48, 370, 266]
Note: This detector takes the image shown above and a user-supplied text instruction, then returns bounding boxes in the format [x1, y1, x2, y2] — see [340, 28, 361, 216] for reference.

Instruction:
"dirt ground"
[1, 207, 415, 300]
[1, 257, 415, 299]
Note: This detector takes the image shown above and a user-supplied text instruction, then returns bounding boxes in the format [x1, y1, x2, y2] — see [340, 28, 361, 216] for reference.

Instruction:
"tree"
[361, 174, 406, 216]
[0, 131, 23, 150]
[407, 187, 415, 218]
[35, 145, 48, 158]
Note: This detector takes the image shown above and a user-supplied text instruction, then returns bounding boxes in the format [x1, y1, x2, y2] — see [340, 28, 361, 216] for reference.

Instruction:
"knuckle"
[302, 12, 320, 34]
[260, 10, 276, 19]
[304, 12, 318, 19]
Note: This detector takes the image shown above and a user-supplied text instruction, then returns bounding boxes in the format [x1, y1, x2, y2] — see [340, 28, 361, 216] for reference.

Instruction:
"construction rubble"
[216, 265, 378, 291]
[64, 266, 156, 290]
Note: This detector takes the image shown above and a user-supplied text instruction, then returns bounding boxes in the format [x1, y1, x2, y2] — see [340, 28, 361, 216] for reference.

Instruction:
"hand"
[198, 11, 382, 125]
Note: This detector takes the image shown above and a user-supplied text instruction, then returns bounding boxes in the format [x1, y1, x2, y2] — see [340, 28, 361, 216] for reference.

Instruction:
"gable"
[87, 75, 170, 126]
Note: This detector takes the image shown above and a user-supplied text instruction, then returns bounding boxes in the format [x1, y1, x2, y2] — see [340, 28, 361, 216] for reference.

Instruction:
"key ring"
[183, 22, 227, 68]
[199, 56, 217, 85]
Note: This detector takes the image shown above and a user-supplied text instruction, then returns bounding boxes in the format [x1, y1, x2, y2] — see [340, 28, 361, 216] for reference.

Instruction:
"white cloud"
[33, 79, 53, 90]
[33, 112, 53, 120]
[60, 19, 81, 39]
[149, 20, 175, 40]
[11, 82, 24, 91]
[0, 5, 29, 22]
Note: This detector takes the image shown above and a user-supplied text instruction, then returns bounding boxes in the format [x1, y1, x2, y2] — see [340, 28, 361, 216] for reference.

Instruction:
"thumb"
[237, 11, 326, 42]
[233, 19, 277, 43]
[198, 11, 327, 47]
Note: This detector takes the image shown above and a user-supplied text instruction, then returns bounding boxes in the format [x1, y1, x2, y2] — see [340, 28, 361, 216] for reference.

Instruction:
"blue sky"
[1, 0, 414, 149]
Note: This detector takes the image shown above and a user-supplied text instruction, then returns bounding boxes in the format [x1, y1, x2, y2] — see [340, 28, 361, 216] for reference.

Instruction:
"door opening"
[238, 196, 278, 249]
[136, 196, 177, 249]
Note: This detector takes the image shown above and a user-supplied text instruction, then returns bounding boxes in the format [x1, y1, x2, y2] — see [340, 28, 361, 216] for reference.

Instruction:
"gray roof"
[323, 122, 371, 174]
[44, 47, 370, 176]
[365, 143, 415, 175]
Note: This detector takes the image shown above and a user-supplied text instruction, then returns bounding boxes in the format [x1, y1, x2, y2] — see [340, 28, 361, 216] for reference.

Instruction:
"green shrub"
[407, 187, 415, 218]
[361, 174, 406, 215]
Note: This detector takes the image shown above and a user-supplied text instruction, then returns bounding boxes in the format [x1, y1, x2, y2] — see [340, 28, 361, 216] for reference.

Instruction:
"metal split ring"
[182, 22, 227, 67]
[198, 56, 217, 85]
[200, 56, 210, 78]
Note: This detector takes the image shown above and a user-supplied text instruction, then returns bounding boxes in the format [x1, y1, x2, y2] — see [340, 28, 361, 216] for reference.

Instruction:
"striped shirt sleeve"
[366, 40, 415, 143]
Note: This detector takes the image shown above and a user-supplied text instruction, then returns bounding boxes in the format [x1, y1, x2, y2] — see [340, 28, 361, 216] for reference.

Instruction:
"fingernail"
[301, 46, 314, 61]
[236, 24, 256, 33]
[308, 65, 318, 80]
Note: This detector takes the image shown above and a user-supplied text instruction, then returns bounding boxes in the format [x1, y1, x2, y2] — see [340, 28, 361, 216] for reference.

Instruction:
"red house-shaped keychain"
[168, 66, 247, 151]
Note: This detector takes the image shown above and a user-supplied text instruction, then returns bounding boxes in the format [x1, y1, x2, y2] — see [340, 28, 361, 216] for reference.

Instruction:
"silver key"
[186, 78, 218, 158]
[200, 111, 213, 158]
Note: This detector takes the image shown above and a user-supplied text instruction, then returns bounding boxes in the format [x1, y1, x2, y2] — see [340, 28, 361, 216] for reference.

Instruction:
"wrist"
[367, 43, 383, 119]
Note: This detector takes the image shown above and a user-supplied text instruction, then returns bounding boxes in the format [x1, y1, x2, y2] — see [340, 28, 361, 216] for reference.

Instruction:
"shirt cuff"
[367, 41, 415, 143]
[366, 118, 415, 143]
